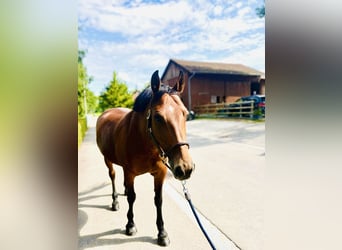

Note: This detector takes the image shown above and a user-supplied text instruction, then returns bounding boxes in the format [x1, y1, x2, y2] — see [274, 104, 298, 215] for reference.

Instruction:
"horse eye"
[154, 114, 164, 123]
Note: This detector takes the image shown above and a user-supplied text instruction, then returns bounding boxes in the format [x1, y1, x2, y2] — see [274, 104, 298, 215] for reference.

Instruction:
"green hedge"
[78, 117, 87, 147]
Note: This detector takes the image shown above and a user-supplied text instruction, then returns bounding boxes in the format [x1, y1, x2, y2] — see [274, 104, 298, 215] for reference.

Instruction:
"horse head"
[148, 70, 195, 180]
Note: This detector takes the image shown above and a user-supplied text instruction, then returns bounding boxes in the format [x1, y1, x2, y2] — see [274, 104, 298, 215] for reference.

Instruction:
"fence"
[193, 101, 260, 119]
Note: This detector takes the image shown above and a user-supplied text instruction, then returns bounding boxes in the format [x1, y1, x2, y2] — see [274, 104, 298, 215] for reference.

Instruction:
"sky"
[78, 0, 265, 95]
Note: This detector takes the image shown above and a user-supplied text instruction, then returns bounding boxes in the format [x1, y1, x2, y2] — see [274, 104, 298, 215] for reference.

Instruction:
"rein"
[146, 108, 189, 170]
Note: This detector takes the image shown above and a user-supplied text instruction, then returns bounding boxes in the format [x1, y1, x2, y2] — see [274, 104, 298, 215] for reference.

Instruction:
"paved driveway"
[173, 119, 265, 250]
[78, 116, 264, 250]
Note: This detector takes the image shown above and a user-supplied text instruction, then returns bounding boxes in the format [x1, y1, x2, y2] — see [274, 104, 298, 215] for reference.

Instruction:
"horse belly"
[96, 108, 131, 164]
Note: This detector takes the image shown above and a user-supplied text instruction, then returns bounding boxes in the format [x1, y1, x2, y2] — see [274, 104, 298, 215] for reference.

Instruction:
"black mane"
[133, 84, 177, 112]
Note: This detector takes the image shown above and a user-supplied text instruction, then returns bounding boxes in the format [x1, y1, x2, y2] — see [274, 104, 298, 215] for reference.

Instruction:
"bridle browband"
[146, 96, 189, 170]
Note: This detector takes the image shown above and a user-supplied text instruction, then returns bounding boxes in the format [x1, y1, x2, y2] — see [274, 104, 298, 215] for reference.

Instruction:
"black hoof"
[111, 201, 119, 211]
[157, 231, 170, 246]
[125, 223, 137, 236]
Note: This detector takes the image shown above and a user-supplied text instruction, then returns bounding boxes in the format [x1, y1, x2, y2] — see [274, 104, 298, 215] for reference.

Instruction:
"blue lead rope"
[182, 181, 216, 250]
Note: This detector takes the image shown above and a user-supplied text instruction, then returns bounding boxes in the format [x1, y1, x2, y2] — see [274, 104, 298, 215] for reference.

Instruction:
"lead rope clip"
[182, 180, 191, 200]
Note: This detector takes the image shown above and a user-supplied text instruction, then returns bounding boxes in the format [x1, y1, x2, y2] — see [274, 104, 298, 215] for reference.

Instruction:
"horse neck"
[130, 109, 163, 159]
[131, 110, 151, 143]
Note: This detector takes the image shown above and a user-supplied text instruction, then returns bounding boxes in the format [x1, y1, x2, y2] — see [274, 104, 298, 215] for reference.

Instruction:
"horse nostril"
[184, 167, 193, 179]
[174, 166, 184, 178]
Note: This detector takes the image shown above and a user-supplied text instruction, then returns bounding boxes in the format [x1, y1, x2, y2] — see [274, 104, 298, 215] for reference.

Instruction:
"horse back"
[96, 108, 131, 163]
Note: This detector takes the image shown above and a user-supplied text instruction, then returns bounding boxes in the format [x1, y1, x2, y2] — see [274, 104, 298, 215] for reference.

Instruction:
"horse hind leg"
[104, 158, 119, 211]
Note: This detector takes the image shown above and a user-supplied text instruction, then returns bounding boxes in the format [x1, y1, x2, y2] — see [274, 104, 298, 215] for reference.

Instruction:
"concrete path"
[78, 115, 264, 250]
[78, 115, 240, 250]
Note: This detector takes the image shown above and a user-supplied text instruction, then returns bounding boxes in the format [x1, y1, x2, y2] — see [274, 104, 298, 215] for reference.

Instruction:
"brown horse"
[96, 70, 194, 246]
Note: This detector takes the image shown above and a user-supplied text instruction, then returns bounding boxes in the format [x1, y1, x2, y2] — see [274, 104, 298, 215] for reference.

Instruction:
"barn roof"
[161, 58, 264, 79]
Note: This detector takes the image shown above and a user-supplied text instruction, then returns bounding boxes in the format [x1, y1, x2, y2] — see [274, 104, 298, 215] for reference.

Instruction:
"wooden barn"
[161, 59, 265, 111]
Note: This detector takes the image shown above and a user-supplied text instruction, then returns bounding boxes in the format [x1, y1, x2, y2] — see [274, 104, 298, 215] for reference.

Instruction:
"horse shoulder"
[96, 108, 132, 162]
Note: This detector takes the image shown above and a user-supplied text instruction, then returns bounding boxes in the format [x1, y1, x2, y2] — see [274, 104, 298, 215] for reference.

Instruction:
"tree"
[78, 49, 92, 146]
[78, 50, 86, 63]
[78, 50, 97, 117]
[86, 88, 98, 114]
[78, 55, 88, 117]
[256, 1, 265, 18]
[98, 71, 134, 112]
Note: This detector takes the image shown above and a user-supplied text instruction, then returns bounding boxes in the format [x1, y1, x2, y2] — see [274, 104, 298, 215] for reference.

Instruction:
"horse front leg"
[124, 172, 137, 236]
[154, 168, 170, 246]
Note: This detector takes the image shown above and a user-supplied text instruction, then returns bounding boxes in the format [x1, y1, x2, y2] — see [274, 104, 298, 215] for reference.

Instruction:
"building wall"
[162, 62, 264, 110]
[260, 79, 265, 95]
[163, 63, 180, 80]
[181, 75, 252, 110]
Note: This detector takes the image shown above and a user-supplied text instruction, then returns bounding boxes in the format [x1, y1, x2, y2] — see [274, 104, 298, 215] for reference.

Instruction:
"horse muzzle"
[173, 162, 195, 180]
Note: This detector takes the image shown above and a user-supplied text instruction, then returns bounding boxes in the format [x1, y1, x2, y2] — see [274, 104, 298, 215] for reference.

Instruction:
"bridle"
[146, 99, 189, 170]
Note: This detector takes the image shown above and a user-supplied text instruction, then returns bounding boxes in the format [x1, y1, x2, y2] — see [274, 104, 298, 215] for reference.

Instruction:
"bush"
[78, 117, 87, 147]
[253, 108, 264, 120]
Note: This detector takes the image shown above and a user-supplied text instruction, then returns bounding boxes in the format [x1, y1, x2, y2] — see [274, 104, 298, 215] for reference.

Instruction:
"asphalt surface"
[78, 115, 265, 250]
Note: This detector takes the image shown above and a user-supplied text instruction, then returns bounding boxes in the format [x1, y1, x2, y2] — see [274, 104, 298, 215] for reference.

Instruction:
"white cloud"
[212, 5, 223, 16]
[221, 44, 265, 73]
[79, 1, 196, 37]
[78, 0, 265, 94]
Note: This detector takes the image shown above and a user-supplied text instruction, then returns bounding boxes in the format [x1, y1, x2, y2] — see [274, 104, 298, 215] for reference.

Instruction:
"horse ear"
[151, 70, 160, 93]
[173, 71, 185, 93]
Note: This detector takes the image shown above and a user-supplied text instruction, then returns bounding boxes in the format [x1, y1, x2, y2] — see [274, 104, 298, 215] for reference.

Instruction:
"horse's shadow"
[78, 228, 156, 249]
[78, 192, 125, 211]
[79, 183, 156, 248]
[78, 182, 110, 196]
[78, 183, 113, 210]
